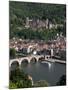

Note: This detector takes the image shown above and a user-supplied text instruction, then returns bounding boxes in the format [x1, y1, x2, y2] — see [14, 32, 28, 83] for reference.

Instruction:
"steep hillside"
[9, 1, 66, 39]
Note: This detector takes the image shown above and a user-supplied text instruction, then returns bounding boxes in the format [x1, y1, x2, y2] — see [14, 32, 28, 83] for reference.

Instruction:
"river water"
[11, 61, 66, 86]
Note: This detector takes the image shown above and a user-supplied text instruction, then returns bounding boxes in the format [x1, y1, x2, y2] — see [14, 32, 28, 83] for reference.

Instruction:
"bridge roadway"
[9, 55, 66, 67]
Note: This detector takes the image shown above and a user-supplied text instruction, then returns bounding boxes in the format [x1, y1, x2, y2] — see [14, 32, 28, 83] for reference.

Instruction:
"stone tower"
[25, 17, 30, 28]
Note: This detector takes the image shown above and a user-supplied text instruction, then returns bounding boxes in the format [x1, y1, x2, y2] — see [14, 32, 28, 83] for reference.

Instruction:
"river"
[11, 61, 66, 86]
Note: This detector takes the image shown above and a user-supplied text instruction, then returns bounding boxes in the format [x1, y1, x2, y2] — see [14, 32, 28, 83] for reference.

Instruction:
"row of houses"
[10, 34, 66, 55]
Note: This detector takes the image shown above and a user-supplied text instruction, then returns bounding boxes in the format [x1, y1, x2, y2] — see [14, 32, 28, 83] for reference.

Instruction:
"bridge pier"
[36, 59, 38, 62]
[18, 61, 21, 69]
[28, 60, 30, 63]
[44, 55, 50, 60]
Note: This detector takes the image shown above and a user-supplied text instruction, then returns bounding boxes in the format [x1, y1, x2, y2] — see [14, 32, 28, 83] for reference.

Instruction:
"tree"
[9, 81, 17, 89]
[56, 75, 66, 86]
[10, 48, 16, 59]
[10, 1, 66, 39]
[34, 80, 49, 87]
[9, 67, 32, 89]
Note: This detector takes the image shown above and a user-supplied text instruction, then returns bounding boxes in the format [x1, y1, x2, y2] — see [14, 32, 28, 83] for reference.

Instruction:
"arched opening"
[30, 57, 37, 64]
[21, 59, 28, 67]
[38, 57, 45, 62]
[10, 61, 19, 70]
[46, 56, 49, 60]
[46, 56, 48, 59]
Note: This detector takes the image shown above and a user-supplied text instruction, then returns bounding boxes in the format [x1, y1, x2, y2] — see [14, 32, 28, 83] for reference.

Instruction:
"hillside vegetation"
[9, 1, 66, 40]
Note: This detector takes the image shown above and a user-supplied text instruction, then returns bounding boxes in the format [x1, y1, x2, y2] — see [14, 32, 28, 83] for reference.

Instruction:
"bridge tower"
[51, 48, 54, 57]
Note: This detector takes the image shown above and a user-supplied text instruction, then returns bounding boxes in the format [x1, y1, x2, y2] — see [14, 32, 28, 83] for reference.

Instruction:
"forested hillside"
[10, 1, 66, 21]
[9, 1, 66, 40]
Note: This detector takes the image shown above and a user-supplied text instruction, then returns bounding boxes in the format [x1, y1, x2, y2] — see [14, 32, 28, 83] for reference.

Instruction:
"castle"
[25, 17, 63, 29]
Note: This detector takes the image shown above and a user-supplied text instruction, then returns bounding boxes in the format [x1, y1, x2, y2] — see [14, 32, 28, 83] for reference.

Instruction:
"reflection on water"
[10, 61, 66, 86]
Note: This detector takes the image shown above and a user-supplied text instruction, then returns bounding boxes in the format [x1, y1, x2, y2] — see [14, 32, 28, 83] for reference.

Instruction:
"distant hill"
[9, 1, 66, 39]
[9, 1, 66, 22]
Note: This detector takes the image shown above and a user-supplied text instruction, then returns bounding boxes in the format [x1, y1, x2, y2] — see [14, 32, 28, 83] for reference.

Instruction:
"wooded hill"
[10, 1, 66, 22]
[9, 1, 66, 40]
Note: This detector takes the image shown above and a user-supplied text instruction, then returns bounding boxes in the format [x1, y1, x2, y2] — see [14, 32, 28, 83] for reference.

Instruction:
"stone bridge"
[10, 55, 50, 67]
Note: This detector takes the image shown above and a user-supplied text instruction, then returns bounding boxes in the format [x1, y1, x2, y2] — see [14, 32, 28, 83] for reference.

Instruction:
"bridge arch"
[10, 60, 19, 68]
[20, 59, 29, 65]
[30, 57, 38, 63]
[38, 56, 45, 62]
